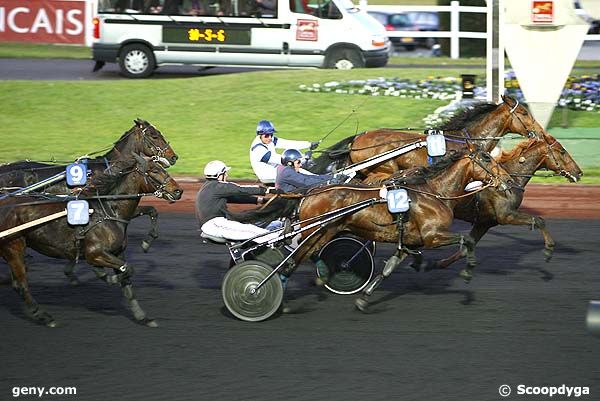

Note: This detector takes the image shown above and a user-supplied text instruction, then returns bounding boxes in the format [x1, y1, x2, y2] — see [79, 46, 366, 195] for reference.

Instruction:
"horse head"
[132, 152, 183, 202]
[131, 119, 179, 167]
[501, 95, 544, 140]
[466, 142, 515, 192]
[540, 133, 583, 182]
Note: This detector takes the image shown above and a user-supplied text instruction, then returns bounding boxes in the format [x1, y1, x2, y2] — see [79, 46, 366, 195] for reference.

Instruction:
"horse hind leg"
[435, 223, 492, 270]
[87, 251, 157, 327]
[355, 251, 407, 312]
[3, 240, 57, 327]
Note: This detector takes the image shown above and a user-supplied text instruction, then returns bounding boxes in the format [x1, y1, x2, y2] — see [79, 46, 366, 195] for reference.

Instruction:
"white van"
[92, 0, 390, 77]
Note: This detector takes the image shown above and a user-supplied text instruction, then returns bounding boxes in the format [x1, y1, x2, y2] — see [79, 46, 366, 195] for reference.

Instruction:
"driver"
[196, 160, 279, 243]
[250, 120, 319, 185]
[275, 149, 334, 194]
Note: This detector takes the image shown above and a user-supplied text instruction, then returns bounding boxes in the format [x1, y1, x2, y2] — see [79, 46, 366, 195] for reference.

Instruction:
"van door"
[287, 0, 347, 67]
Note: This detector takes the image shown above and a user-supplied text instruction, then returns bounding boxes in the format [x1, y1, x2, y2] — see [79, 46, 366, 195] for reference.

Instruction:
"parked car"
[367, 10, 418, 51]
[405, 11, 440, 48]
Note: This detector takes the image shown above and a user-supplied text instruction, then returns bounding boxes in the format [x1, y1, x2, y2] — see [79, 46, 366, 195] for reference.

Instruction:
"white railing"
[365, 1, 600, 59]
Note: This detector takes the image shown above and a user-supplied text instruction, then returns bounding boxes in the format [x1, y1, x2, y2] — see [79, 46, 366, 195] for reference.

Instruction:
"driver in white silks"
[249, 120, 319, 185]
[195, 160, 280, 243]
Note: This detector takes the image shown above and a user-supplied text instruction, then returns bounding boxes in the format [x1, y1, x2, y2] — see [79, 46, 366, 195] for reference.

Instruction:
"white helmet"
[204, 160, 231, 179]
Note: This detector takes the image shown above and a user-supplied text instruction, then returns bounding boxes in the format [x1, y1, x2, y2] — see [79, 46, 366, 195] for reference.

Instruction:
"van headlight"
[371, 35, 387, 47]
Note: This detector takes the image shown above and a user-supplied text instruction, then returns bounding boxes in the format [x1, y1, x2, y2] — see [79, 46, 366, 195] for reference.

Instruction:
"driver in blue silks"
[275, 149, 336, 194]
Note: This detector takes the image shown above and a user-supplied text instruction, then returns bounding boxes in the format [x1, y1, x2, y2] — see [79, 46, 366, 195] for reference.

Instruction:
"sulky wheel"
[222, 260, 283, 322]
[318, 236, 374, 295]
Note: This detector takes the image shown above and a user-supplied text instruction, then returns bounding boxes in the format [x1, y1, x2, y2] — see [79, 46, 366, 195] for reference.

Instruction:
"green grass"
[1, 67, 598, 183]
[0, 42, 91, 59]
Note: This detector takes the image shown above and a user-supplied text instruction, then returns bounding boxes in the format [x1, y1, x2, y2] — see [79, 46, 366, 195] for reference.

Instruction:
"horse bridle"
[540, 136, 577, 181]
[134, 163, 176, 200]
[140, 125, 172, 165]
[115, 124, 173, 166]
[507, 98, 538, 139]
[468, 150, 514, 192]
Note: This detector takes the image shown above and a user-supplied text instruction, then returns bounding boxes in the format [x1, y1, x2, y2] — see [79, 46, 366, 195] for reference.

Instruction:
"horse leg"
[496, 212, 555, 262]
[419, 231, 477, 282]
[2, 239, 57, 327]
[134, 206, 159, 253]
[63, 260, 81, 286]
[86, 251, 157, 327]
[355, 251, 408, 312]
[435, 223, 492, 269]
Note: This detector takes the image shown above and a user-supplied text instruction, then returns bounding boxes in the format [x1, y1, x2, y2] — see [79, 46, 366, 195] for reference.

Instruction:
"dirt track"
[142, 179, 600, 220]
[2, 181, 600, 401]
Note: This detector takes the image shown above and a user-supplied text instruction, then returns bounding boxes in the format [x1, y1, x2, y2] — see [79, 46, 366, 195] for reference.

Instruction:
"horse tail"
[229, 197, 300, 224]
[307, 135, 356, 174]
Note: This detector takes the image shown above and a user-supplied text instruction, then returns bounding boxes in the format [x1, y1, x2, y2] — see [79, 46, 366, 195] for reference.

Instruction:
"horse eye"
[481, 153, 491, 162]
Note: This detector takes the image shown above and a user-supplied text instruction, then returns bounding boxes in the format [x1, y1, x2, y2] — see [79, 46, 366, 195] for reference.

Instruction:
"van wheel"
[326, 48, 364, 70]
[119, 44, 155, 78]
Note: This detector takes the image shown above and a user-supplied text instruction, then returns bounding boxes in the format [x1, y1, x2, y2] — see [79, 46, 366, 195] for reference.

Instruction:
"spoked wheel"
[222, 260, 283, 322]
[317, 236, 374, 295]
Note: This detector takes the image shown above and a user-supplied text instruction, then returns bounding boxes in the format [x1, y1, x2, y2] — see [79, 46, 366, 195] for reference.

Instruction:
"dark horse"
[435, 132, 583, 269]
[0, 154, 183, 327]
[290, 146, 514, 311]
[308, 95, 543, 183]
[0, 119, 178, 283]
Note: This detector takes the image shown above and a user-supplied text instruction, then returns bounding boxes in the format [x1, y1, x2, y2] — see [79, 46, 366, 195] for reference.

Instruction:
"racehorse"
[290, 146, 515, 311]
[308, 95, 543, 183]
[0, 119, 178, 283]
[435, 132, 583, 269]
[0, 154, 183, 327]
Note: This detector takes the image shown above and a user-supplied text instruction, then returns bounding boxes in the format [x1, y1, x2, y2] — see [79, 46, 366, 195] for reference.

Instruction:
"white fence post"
[450, 0, 460, 59]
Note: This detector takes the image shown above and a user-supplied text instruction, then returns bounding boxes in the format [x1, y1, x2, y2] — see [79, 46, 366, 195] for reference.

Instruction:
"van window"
[99, 0, 277, 18]
[305, 0, 342, 19]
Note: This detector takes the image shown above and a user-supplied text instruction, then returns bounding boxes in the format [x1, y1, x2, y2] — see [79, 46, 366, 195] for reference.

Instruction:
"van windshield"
[98, 0, 278, 18]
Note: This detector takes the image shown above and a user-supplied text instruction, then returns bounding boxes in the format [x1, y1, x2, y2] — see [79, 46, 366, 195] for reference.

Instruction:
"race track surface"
[2, 213, 599, 400]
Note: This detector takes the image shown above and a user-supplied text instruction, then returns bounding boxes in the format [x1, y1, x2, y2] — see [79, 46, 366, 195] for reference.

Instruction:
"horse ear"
[134, 118, 143, 128]
[132, 152, 148, 171]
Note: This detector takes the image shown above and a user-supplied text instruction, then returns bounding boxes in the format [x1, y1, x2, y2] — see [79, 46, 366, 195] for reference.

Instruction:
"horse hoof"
[544, 249, 553, 263]
[459, 269, 473, 283]
[141, 241, 151, 253]
[355, 297, 369, 312]
[140, 318, 158, 328]
[46, 320, 59, 328]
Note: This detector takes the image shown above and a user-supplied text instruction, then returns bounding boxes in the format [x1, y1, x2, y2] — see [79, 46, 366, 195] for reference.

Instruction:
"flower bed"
[299, 72, 600, 113]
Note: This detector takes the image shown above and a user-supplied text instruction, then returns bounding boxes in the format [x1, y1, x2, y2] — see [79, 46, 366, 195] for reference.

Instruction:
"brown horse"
[0, 119, 178, 283]
[436, 132, 583, 269]
[0, 154, 183, 327]
[291, 146, 515, 312]
[309, 95, 543, 183]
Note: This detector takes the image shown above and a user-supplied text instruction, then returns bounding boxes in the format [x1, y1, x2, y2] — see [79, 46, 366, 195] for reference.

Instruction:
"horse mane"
[496, 139, 536, 163]
[389, 150, 464, 185]
[229, 196, 300, 223]
[439, 103, 498, 131]
[87, 158, 138, 194]
[115, 119, 147, 143]
[307, 135, 356, 174]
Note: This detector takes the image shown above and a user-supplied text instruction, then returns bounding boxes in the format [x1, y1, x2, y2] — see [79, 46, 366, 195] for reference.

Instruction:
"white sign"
[504, 0, 589, 128]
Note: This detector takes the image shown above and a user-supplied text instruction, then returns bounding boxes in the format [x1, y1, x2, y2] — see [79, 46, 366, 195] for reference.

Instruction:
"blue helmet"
[256, 120, 276, 135]
[281, 149, 303, 166]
